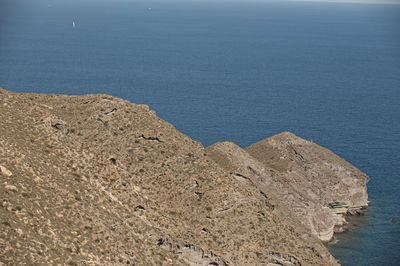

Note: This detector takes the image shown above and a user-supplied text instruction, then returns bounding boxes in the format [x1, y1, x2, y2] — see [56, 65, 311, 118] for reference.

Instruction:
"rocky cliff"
[206, 133, 369, 242]
[0, 88, 367, 265]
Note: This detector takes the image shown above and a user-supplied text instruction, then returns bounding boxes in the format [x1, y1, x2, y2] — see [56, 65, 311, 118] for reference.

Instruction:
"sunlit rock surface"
[0, 88, 367, 265]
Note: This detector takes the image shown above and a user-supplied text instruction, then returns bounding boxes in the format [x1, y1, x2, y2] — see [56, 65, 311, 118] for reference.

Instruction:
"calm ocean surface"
[1, 0, 399, 264]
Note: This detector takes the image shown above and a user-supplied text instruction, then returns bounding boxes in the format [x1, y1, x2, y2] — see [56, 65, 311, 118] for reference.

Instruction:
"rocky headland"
[207, 133, 368, 243]
[0, 88, 368, 265]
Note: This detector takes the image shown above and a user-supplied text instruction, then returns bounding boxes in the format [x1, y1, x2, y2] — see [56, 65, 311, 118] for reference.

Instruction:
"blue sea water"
[1, 0, 399, 264]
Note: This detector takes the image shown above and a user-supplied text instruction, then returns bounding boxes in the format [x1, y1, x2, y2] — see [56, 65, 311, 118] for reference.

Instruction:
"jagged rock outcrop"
[0, 88, 361, 265]
[206, 132, 369, 243]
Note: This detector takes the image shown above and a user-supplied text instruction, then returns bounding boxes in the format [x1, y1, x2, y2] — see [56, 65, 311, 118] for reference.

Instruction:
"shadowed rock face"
[1, 88, 345, 265]
[206, 132, 369, 243]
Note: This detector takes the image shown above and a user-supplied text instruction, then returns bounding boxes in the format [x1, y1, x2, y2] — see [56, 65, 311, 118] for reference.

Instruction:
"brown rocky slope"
[0, 88, 367, 265]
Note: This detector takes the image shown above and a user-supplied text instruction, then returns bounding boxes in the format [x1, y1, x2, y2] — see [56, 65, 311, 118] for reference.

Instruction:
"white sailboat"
[72, 21, 76, 28]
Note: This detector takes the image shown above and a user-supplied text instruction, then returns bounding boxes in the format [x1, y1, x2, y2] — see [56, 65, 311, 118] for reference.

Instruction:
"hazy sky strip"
[289, 0, 400, 3]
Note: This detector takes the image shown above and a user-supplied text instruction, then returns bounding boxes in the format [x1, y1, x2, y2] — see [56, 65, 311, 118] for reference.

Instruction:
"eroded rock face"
[0, 88, 341, 265]
[206, 132, 369, 243]
[249, 132, 368, 207]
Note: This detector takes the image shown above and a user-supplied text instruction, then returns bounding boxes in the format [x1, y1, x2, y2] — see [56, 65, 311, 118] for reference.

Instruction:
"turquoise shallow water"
[1, 0, 399, 264]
